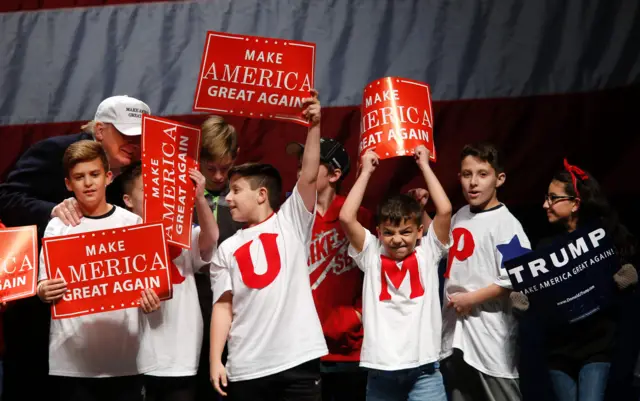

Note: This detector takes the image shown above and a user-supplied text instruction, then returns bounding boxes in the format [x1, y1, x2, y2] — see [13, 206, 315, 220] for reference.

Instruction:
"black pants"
[321, 368, 367, 401]
[194, 274, 227, 401]
[145, 375, 196, 401]
[228, 359, 321, 401]
[2, 297, 51, 401]
[53, 375, 144, 401]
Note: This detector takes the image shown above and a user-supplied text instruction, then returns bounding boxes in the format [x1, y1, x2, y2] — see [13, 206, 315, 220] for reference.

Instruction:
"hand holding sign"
[414, 145, 431, 169]
[360, 149, 380, 175]
[37, 278, 67, 303]
[139, 288, 161, 314]
[189, 168, 206, 200]
[302, 89, 321, 126]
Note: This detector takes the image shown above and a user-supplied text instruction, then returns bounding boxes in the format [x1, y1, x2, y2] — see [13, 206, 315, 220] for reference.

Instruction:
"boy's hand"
[407, 188, 430, 208]
[414, 145, 431, 169]
[211, 360, 228, 396]
[361, 149, 379, 175]
[447, 292, 476, 316]
[139, 288, 161, 314]
[51, 197, 83, 226]
[189, 168, 206, 200]
[302, 89, 321, 126]
[37, 279, 67, 303]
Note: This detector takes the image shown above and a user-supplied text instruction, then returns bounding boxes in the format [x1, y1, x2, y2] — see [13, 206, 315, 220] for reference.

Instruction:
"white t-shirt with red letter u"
[349, 227, 451, 371]
[210, 186, 328, 382]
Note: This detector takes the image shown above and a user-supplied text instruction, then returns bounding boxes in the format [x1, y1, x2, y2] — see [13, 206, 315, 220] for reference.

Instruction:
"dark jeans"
[145, 375, 196, 401]
[227, 359, 321, 401]
[53, 375, 144, 401]
[321, 367, 367, 401]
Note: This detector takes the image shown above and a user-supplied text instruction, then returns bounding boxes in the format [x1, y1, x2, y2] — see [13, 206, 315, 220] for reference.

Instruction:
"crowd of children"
[0, 90, 638, 401]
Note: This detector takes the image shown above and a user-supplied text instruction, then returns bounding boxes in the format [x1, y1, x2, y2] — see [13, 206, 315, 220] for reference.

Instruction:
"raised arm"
[190, 168, 219, 259]
[296, 90, 322, 213]
[339, 150, 379, 253]
[414, 146, 452, 245]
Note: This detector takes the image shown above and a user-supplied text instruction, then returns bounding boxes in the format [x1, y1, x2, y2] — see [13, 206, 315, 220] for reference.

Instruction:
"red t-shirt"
[308, 195, 373, 362]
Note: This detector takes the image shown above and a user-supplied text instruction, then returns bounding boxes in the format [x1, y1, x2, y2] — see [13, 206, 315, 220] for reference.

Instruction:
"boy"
[286, 137, 371, 401]
[339, 146, 452, 401]
[440, 142, 530, 401]
[208, 91, 327, 401]
[121, 162, 219, 401]
[194, 115, 244, 401]
[36, 140, 159, 401]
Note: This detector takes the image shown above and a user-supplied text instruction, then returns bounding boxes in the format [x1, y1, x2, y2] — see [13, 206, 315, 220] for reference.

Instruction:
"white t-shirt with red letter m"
[210, 185, 328, 382]
[349, 227, 451, 371]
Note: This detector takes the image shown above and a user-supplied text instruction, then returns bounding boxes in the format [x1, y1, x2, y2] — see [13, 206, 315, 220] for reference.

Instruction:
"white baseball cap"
[94, 95, 151, 136]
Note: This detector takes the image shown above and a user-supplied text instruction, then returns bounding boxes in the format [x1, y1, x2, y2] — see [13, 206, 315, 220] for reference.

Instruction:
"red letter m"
[379, 253, 424, 301]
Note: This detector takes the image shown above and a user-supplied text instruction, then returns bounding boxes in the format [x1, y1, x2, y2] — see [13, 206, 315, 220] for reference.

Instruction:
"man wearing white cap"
[0, 95, 149, 401]
[0, 95, 150, 234]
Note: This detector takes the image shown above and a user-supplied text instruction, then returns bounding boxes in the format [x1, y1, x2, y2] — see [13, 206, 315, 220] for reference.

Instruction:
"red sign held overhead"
[193, 31, 316, 127]
[0, 225, 38, 303]
[359, 77, 436, 162]
[142, 115, 201, 249]
[43, 223, 172, 320]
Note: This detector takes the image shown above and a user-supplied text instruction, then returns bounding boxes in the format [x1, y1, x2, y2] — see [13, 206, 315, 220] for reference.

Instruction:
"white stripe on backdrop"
[1, 0, 639, 126]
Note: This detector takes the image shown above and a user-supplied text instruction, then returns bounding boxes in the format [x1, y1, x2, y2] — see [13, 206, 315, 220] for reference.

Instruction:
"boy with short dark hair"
[286, 138, 372, 401]
[209, 91, 328, 401]
[339, 146, 452, 401]
[439, 142, 530, 401]
[36, 140, 159, 401]
[121, 161, 219, 401]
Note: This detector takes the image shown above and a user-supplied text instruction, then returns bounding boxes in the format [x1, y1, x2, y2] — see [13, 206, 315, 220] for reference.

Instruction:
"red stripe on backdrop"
[0, 0, 179, 13]
[1, 85, 638, 214]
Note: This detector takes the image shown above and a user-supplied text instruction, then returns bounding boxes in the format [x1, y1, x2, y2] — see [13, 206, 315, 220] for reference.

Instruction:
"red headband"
[563, 158, 588, 198]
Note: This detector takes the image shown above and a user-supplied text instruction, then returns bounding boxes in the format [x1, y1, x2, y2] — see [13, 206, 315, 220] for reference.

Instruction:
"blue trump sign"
[504, 224, 618, 324]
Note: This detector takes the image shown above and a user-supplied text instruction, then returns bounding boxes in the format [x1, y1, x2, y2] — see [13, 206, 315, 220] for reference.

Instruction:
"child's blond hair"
[200, 116, 238, 161]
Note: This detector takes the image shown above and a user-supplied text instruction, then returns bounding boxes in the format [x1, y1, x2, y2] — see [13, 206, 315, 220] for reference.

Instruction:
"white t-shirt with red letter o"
[210, 185, 328, 382]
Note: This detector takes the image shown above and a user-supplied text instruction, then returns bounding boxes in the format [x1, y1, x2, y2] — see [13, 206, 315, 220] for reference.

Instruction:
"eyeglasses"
[544, 194, 576, 205]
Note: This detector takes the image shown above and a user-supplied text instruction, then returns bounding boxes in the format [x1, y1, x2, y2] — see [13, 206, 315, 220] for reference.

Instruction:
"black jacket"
[0, 133, 126, 240]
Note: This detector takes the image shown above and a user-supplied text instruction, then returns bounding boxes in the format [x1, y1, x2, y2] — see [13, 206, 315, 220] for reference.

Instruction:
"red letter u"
[234, 233, 281, 289]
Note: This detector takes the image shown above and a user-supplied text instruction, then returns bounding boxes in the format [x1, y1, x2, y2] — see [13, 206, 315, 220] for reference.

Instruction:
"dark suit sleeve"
[0, 138, 66, 236]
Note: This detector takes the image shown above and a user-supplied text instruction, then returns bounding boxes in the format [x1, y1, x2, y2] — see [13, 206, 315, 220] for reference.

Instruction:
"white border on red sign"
[0, 226, 38, 302]
[44, 223, 172, 319]
[193, 32, 315, 125]
[141, 116, 201, 249]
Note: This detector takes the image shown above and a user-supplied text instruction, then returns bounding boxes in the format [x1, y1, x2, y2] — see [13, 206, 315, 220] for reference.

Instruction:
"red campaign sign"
[142, 115, 201, 249]
[43, 223, 172, 319]
[0, 226, 38, 303]
[359, 77, 436, 162]
[193, 31, 316, 127]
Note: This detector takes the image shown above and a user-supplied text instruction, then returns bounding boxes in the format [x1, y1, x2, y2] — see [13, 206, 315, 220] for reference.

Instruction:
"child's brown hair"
[63, 140, 109, 177]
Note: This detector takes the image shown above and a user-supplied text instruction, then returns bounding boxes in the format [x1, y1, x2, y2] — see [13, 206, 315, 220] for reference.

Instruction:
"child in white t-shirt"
[120, 162, 219, 401]
[440, 143, 530, 401]
[208, 91, 328, 401]
[339, 146, 452, 401]
[36, 140, 159, 401]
